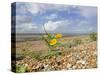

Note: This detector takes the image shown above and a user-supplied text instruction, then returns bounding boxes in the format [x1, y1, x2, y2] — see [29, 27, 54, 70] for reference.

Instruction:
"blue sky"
[13, 2, 97, 34]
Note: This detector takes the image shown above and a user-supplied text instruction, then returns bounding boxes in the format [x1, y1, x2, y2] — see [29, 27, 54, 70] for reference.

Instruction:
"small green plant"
[16, 64, 27, 73]
[42, 25, 63, 54]
[30, 52, 42, 60]
[41, 50, 62, 59]
[31, 51, 61, 60]
[89, 32, 97, 41]
[23, 51, 43, 60]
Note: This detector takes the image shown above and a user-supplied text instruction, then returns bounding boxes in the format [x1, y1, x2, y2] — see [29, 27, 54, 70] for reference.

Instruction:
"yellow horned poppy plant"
[56, 34, 62, 39]
[49, 39, 57, 45]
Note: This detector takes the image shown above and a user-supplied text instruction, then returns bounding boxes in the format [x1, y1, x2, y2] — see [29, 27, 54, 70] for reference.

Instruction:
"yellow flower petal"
[55, 34, 62, 39]
[49, 39, 57, 45]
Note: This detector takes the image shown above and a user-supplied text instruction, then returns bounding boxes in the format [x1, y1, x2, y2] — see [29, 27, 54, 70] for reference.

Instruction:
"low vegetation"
[16, 64, 27, 73]
[14, 33, 97, 73]
[89, 32, 97, 41]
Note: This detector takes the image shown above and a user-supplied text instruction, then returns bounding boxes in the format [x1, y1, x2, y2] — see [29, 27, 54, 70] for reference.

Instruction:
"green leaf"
[47, 34, 56, 39]
[56, 42, 63, 46]
[16, 64, 27, 73]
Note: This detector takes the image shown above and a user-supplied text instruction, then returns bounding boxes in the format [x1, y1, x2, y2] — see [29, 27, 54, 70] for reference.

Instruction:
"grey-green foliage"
[24, 50, 61, 60]
[65, 42, 73, 48]
[42, 50, 62, 59]
[16, 53, 25, 60]
[63, 39, 82, 48]
[16, 64, 27, 73]
[27, 51, 43, 60]
[89, 32, 97, 41]
[73, 38, 82, 45]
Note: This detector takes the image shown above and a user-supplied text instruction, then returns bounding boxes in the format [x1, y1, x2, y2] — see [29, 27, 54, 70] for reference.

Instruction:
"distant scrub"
[73, 39, 82, 45]
[65, 43, 72, 48]
[65, 42, 75, 48]
[89, 32, 97, 41]
[64, 39, 82, 48]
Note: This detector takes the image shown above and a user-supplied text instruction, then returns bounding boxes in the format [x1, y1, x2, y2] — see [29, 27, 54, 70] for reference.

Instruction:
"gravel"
[16, 42, 97, 72]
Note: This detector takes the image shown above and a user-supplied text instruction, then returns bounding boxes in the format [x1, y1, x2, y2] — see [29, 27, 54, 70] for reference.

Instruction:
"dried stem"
[43, 24, 48, 35]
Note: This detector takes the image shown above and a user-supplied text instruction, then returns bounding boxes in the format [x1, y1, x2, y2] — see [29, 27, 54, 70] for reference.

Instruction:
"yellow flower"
[49, 39, 57, 45]
[55, 34, 62, 39]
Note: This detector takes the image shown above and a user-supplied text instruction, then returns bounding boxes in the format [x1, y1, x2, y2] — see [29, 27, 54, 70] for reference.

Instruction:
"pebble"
[76, 60, 86, 64]
[16, 41, 97, 72]
[67, 63, 72, 68]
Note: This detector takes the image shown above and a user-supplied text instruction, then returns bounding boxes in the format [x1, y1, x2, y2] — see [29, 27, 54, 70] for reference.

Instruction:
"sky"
[12, 2, 97, 34]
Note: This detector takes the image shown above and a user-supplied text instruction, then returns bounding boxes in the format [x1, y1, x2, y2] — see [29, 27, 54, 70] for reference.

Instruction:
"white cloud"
[74, 6, 97, 19]
[16, 23, 38, 33]
[16, 3, 28, 14]
[72, 20, 97, 33]
[16, 2, 70, 15]
[15, 3, 97, 33]
[44, 14, 57, 20]
[88, 27, 94, 31]
[16, 2, 41, 14]
[17, 3, 96, 20]
[44, 21, 58, 31]
[16, 15, 32, 25]
[24, 3, 44, 14]
[16, 2, 97, 19]
[15, 14, 38, 33]
[44, 20, 70, 31]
